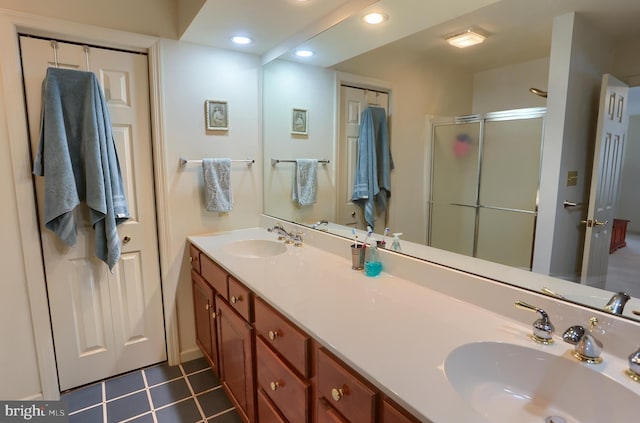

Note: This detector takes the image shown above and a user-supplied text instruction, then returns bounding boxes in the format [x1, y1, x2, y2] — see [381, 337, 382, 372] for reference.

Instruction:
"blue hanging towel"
[351, 106, 394, 229]
[33, 67, 130, 270]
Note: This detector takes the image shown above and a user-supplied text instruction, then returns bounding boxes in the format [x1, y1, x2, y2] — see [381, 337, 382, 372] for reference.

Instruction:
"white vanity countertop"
[189, 227, 640, 423]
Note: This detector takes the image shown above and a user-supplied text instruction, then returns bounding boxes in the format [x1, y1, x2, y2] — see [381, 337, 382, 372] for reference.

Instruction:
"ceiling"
[180, 0, 640, 71]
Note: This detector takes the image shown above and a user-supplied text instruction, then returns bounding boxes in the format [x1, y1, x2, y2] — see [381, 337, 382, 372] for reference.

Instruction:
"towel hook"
[83, 45, 90, 71]
[50, 40, 59, 68]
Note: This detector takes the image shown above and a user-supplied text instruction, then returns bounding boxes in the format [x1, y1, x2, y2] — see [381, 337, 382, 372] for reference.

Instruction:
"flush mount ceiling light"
[445, 29, 486, 48]
[362, 12, 388, 25]
[230, 35, 253, 45]
[295, 49, 315, 58]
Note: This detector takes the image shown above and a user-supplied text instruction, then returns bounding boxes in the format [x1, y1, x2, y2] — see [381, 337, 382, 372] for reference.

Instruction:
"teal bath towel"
[351, 106, 394, 229]
[33, 67, 130, 270]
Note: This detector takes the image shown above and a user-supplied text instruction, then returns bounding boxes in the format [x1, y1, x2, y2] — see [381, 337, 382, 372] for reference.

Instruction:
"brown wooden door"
[217, 298, 256, 422]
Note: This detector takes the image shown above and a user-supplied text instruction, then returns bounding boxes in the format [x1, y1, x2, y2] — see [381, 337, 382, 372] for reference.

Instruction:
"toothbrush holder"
[350, 244, 365, 270]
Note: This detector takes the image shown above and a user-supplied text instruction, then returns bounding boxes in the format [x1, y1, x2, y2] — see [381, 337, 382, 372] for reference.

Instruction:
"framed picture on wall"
[205, 100, 228, 131]
[291, 108, 308, 135]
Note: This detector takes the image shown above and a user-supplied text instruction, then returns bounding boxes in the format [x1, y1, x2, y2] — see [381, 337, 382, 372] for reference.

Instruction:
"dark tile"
[106, 391, 150, 423]
[208, 409, 243, 423]
[62, 382, 103, 413]
[145, 362, 183, 387]
[155, 398, 202, 423]
[126, 412, 155, 423]
[188, 370, 221, 394]
[197, 388, 233, 419]
[182, 357, 209, 375]
[150, 378, 192, 408]
[105, 371, 145, 400]
[69, 404, 103, 423]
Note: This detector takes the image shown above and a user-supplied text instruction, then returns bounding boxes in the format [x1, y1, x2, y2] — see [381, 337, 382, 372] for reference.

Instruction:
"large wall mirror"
[262, 0, 640, 321]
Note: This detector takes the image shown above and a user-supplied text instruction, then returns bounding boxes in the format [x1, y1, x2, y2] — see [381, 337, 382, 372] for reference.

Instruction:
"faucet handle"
[627, 347, 640, 382]
[515, 300, 554, 344]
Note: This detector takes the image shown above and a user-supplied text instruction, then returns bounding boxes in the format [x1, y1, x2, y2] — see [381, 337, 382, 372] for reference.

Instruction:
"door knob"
[351, 211, 356, 218]
[123, 236, 131, 244]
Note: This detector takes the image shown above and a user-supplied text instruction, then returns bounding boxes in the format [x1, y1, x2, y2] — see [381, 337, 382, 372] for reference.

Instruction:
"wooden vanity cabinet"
[189, 243, 423, 423]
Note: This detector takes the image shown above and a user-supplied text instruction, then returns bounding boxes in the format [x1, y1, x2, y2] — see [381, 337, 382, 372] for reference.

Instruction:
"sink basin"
[224, 239, 286, 258]
[444, 342, 639, 423]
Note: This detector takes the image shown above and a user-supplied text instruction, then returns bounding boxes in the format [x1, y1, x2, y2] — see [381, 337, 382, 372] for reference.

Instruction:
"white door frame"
[0, 10, 177, 399]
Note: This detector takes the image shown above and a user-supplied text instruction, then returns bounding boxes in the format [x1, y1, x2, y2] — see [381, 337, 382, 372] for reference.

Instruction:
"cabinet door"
[192, 270, 215, 367]
[257, 388, 287, 423]
[317, 397, 348, 423]
[217, 298, 255, 423]
[381, 398, 421, 423]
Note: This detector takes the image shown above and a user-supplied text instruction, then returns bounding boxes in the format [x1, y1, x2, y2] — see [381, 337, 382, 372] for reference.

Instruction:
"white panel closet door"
[20, 36, 166, 390]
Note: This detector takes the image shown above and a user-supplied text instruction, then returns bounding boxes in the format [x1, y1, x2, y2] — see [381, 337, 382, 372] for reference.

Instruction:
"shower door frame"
[427, 107, 546, 269]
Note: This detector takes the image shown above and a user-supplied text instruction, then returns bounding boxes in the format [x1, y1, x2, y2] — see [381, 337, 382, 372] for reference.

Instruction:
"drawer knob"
[268, 330, 279, 341]
[205, 303, 210, 310]
[230, 295, 241, 304]
[189, 256, 194, 262]
[270, 381, 279, 391]
[211, 311, 216, 320]
[331, 387, 344, 402]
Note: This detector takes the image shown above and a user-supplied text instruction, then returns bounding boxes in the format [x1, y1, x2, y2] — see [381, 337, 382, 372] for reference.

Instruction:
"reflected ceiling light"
[295, 49, 314, 58]
[445, 29, 486, 48]
[230, 35, 253, 45]
[362, 12, 388, 25]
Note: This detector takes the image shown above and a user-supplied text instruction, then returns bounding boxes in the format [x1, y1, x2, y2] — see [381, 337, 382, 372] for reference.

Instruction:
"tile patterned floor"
[61, 358, 243, 423]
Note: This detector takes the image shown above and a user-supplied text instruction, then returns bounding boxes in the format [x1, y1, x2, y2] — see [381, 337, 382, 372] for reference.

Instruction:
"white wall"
[0, 0, 177, 39]
[159, 39, 262, 360]
[472, 57, 549, 114]
[618, 115, 640, 232]
[263, 59, 337, 224]
[534, 12, 614, 282]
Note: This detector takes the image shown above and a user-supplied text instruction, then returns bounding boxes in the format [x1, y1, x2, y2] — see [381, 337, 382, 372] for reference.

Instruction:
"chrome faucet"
[627, 347, 640, 382]
[563, 317, 603, 364]
[311, 220, 329, 229]
[268, 224, 293, 243]
[604, 292, 631, 315]
[515, 301, 555, 344]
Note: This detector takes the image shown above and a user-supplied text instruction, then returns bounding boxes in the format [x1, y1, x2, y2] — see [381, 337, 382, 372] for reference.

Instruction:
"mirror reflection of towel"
[292, 159, 318, 206]
[202, 158, 232, 212]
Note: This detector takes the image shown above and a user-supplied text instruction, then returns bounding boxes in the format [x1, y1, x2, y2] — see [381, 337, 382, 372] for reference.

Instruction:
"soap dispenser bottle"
[364, 237, 383, 277]
[391, 233, 403, 252]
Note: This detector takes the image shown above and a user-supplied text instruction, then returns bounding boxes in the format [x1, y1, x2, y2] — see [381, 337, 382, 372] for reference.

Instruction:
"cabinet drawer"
[381, 398, 420, 423]
[317, 348, 376, 423]
[200, 254, 228, 299]
[254, 297, 310, 377]
[189, 244, 201, 274]
[228, 276, 253, 322]
[257, 388, 287, 423]
[256, 336, 310, 423]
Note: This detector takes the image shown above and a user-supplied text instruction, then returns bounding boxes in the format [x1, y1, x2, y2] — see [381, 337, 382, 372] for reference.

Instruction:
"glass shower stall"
[428, 108, 546, 270]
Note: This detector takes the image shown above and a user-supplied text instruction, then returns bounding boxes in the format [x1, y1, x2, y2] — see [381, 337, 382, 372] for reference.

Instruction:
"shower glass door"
[430, 121, 481, 257]
[429, 108, 545, 269]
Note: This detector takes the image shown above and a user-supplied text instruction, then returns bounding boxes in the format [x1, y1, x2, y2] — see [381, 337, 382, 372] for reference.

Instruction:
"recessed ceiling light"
[230, 35, 253, 45]
[295, 49, 314, 58]
[362, 12, 388, 25]
[445, 29, 486, 48]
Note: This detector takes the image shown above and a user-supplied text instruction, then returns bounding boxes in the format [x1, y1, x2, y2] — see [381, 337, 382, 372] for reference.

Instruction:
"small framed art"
[291, 108, 308, 135]
[205, 100, 228, 131]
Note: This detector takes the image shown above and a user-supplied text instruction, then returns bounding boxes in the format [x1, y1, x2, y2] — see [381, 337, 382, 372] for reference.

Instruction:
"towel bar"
[179, 157, 254, 167]
[271, 158, 330, 166]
